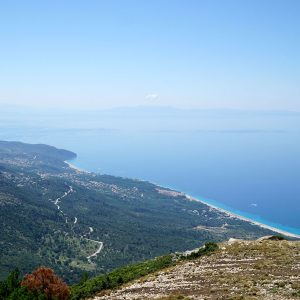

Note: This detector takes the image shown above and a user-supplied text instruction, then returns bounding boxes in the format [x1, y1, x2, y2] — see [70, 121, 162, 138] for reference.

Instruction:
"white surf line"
[64, 161, 87, 172]
[185, 194, 300, 239]
[85, 239, 104, 264]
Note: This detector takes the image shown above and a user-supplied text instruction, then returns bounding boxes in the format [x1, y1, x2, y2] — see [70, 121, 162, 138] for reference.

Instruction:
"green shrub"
[71, 242, 219, 299]
[70, 254, 174, 300]
[269, 235, 285, 241]
[184, 242, 218, 260]
[0, 269, 47, 300]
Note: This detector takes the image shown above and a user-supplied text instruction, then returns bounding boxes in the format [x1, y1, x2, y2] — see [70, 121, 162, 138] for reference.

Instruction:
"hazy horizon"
[1, 0, 300, 111]
[1, 0, 300, 233]
[1, 1, 300, 296]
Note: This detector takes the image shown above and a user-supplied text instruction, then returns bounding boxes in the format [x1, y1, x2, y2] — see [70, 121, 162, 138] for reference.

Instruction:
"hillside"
[0, 141, 279, 283]
[93, 238, 300, 300]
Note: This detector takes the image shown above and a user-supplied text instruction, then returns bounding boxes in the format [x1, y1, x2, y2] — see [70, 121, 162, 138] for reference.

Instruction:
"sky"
[0, 0, 299, 110]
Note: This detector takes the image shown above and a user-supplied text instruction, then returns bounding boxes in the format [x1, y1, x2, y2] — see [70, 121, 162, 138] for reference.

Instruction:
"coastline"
[65, 159, 300, 240]
[185, 195, 300, 239]
[65, 161, 87, 172]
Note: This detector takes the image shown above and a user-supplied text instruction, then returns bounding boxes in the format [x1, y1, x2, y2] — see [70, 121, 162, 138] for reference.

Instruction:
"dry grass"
[94, 239, 300, 300]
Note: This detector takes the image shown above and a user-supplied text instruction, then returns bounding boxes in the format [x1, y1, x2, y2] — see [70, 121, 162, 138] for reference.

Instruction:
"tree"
[0, 268, 20, 298]
[0, 268, 39, 299]
[6, 268, 20, 292]
[79, 272, 89, 284]
[21, 267, 70, 300]
[116, 276, 124, 285]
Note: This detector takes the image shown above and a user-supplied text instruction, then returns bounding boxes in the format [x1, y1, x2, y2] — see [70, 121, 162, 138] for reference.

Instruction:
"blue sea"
[1, 107, 300, 235]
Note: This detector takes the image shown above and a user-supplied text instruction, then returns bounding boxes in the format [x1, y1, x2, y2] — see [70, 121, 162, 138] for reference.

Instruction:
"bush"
[70, 254, 174, 300]
[184, 242, 218, 260]
[0, 269, 43, 300]
[21, 267, 70, 300]
[269, 235, 285, 241]
[0, 269, 20, 298]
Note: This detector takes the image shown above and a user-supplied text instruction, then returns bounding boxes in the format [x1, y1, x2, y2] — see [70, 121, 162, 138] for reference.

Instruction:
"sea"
[1, 107, 300, 235]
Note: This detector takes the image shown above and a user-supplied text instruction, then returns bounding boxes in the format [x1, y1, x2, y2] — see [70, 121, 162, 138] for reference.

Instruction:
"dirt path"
[86, 239, 104, 264]
[50, 186, 104, 263]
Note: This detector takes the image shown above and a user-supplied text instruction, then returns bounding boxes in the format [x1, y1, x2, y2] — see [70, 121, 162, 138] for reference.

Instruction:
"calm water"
[1, 109, 300, 234]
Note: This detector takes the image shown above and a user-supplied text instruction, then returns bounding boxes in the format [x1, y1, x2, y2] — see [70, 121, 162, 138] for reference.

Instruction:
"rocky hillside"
[94, 238, 300, 300]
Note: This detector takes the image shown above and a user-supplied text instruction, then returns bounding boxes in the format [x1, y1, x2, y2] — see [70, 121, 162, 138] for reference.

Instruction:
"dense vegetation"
[0, 141, 275, 283]
[70, 242, 219, 300]
[0, 267, 69, 300]
[0, 242, 219, 300]
[0, 268, 45, 300]
[70, 254, 175, 300]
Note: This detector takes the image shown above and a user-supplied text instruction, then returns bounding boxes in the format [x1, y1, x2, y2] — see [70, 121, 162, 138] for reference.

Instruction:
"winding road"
[50, 186, 104, 263]
[86, 239, 104, 264]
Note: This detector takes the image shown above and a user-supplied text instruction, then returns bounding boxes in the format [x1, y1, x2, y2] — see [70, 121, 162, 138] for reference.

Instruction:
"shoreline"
[65, 159, 300, 240]
[185, 195, 300, 239]
[65, 161, 87, 172]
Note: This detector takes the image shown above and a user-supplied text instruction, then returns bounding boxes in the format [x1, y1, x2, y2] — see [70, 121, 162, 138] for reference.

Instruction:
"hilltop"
[93, 238, 300, 300]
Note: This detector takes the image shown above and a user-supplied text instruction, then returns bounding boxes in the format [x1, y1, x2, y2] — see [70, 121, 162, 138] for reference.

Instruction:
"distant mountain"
[92, 106, 300, 118]
[0, 141, 277, 283]
[1, 106, 299, 133]
[2, 105, 300, 120]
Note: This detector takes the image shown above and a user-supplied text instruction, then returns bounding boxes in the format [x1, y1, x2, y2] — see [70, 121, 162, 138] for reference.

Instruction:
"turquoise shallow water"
[64, 130, 300, 231]
[70, 155, 300, 238]
[1, 113, 300, 236]
[191, 195, 300, 237]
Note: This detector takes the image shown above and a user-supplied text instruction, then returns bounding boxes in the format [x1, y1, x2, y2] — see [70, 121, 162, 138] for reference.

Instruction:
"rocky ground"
[94, 239, 300, 300]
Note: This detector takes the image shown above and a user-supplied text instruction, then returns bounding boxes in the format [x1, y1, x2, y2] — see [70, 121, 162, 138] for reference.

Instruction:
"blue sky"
[0, 0, 299, 110]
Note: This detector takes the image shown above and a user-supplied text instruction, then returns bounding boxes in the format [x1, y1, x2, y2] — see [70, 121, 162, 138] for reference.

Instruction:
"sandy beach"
[64, 161, 87, 172]
[185, 195, 300, 239]
[65, 160, 300, 240]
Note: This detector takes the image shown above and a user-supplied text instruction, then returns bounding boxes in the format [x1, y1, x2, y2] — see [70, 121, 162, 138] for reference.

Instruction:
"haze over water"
[1, 107, 300, 234]
[1, 1, 300, 235]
